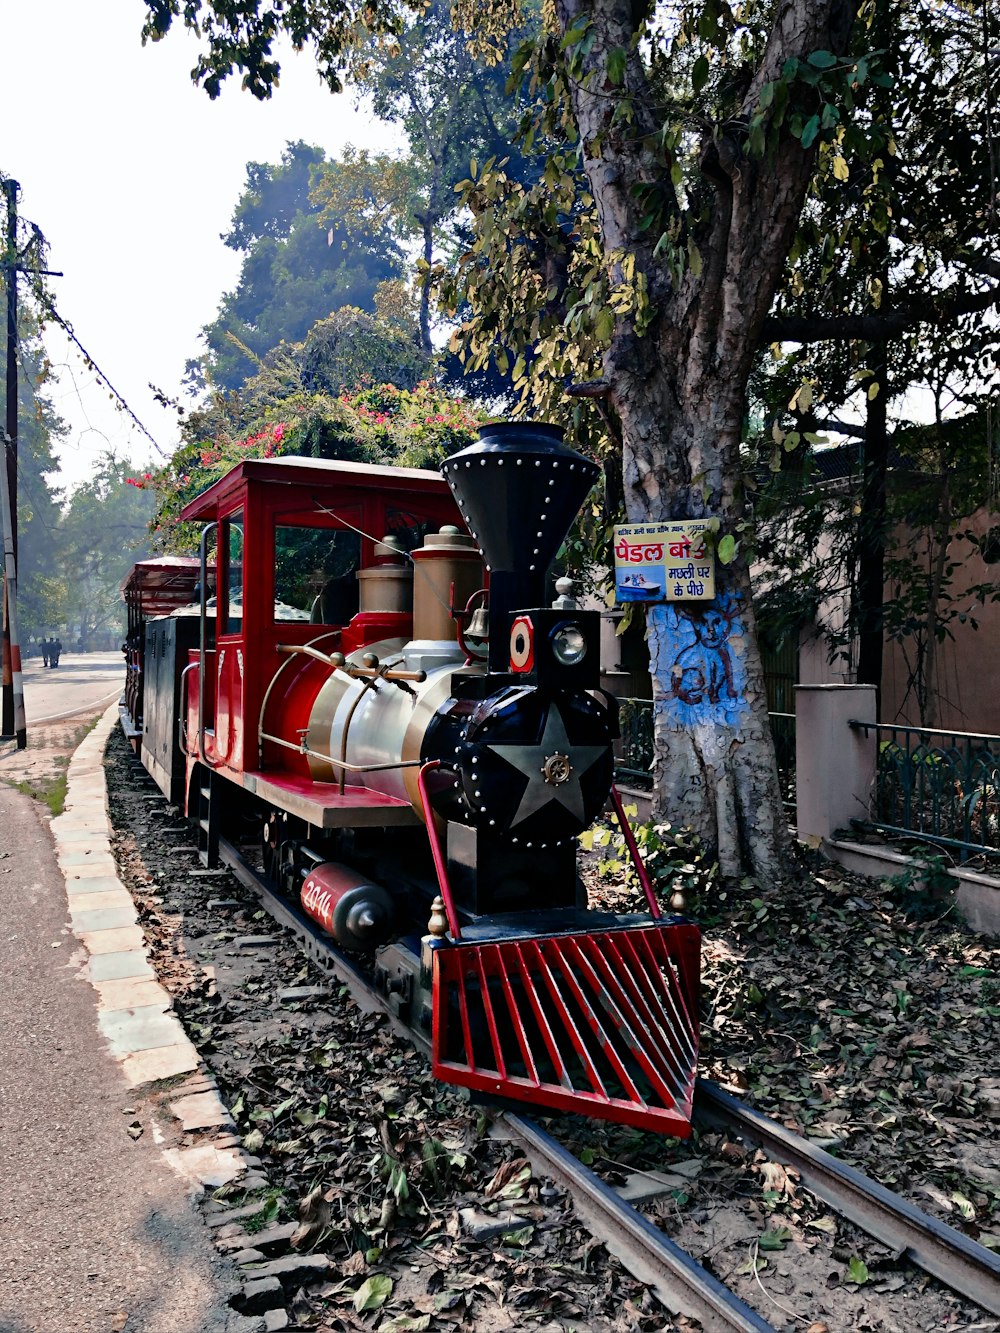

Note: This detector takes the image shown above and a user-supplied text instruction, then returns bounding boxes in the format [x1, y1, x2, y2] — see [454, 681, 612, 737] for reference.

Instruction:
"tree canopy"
[196, 141, 406, 390]
[141, 0, 1000, 878]
[137, 378, 485, 549]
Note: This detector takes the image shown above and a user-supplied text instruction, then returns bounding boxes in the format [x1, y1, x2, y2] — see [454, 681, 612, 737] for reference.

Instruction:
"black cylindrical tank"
[441, 422, 600, 672]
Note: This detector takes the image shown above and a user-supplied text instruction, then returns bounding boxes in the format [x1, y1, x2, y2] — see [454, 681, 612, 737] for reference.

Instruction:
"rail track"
[214, 832, 1000, 1330]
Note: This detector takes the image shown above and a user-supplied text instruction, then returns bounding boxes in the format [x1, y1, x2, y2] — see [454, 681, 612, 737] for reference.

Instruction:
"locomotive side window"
[274, 523, 361, 624]
[224, 512, 244, 635]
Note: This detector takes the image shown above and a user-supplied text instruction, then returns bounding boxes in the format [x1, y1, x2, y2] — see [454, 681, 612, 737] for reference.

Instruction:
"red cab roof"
[120, 556, 204, 616]
[178, 456, 453, 522]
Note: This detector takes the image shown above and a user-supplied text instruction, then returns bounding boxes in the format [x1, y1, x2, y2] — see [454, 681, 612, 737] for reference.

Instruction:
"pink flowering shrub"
[144, 383, 487, 552]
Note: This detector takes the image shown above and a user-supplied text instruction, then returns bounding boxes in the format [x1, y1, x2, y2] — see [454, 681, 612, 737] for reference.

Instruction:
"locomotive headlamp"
[502, 608, 599, 688]
[551, 623, 587, 666]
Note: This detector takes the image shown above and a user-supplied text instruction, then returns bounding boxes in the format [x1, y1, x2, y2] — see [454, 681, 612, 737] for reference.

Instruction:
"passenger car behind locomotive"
[123, 421, 700, 1135]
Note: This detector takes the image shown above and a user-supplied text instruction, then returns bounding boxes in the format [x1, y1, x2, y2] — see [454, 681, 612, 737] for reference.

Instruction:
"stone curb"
[54, 704, 244, 1193]
[54, 704, 290, 1329]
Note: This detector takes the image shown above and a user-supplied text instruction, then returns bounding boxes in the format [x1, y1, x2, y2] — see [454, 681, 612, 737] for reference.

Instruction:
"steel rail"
[695, 1080, 1000, 1317]
[498, 1113, 776, 1333]
[208, 841, 998, 1324]
[212, 838, 774, 1331]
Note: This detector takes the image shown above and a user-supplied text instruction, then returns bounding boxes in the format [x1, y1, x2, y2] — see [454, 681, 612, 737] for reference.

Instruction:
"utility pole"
[0, 428, 24, 746]
[1, 178, 18, 742]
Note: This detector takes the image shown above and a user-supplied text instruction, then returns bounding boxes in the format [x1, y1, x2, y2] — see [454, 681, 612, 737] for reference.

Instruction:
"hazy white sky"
[1, 0, 395, 491]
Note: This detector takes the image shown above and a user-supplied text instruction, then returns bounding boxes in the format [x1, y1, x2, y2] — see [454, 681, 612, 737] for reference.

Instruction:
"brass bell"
[465, 607, 489, 642]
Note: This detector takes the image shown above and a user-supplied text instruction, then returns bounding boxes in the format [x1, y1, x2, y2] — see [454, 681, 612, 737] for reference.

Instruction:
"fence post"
[795, 684, 876, 843]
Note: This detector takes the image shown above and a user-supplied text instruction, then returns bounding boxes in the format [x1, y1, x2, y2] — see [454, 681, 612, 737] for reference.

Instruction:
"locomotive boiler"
[123, 421, 700, 1135]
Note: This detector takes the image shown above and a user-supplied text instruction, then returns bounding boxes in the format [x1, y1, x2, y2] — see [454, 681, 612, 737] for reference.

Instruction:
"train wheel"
[260, 808, 307, 895]
[261, 810, 283, 883]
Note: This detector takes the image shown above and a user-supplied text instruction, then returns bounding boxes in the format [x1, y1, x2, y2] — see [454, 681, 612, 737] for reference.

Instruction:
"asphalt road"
[0, 781, 240, 1333]
[19, 652, 123, 723]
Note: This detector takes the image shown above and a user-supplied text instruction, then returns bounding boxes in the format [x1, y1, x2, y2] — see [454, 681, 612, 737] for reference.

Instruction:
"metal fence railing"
[614, 699, 797, 813]
[769, 710, 797, 814]
[849, 719, 1000, 861]
[617, 698, 656, 789]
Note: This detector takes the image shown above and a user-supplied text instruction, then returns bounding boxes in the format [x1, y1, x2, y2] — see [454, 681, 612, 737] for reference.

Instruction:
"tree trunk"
[610, 338, 789, 877]
[549, 0, 852, 877]
[856, 341, 888, 695]
[418, 213, 434, 354]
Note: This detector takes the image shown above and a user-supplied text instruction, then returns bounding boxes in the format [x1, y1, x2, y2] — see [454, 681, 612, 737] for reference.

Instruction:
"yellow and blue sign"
[613, 522, 715, 603]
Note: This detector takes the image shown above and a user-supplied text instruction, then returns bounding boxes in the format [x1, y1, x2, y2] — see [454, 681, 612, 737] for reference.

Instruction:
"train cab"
[120, 555, 204, 761]
[176, 455, 481, 834]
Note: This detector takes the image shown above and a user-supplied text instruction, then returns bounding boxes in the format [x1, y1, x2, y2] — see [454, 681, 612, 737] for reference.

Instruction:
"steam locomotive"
[121, 421, 700, 1135]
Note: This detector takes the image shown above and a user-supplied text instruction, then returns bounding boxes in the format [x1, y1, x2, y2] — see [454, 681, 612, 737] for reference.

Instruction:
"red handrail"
[416, 760, 462, 940]
[609, 784, 662, 919]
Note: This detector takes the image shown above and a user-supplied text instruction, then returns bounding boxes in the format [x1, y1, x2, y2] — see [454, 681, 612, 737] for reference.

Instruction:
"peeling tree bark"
[551, 0, 854, 878]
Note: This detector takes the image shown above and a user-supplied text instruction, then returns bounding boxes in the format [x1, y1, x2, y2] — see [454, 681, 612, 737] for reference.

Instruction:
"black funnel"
[441, 421, 600, 671]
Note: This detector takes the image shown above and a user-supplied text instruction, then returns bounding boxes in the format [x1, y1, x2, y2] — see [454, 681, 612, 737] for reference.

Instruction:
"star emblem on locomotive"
[486, 701, 608, 827]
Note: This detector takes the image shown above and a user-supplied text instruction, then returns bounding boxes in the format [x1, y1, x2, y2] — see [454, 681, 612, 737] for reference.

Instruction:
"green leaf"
[390, 1164, 409, 1202]
[607, 47, 627, 86]
[594, 306, 615, 342]
[353, 1275, 393, 1312]
[800, 115, 821, 149]
[951, 1191, 976, 1220]
[717, 534, 737, 564]
[736, 1253, 768, 1276]
[502, 1225, 534, 1247]
[846, 1256, 869, 1284]
[692, 55, 710, 94]
[759, 1225, 793, 1251]
[758, 80, 774, 110]
[807, 50, 838, 69]
[381, 1317, 432, 1333]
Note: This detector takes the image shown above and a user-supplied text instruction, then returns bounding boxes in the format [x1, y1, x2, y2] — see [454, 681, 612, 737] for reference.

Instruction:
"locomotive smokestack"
[441, 422, 600, 672]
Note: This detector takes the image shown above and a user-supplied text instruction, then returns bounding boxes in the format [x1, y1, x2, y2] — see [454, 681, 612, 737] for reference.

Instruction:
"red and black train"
[121, 421, 700, 1135]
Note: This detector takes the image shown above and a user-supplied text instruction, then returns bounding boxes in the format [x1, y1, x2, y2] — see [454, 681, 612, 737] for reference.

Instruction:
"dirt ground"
[100, 722, 1000, 1333]
[0, 711, 107, 807]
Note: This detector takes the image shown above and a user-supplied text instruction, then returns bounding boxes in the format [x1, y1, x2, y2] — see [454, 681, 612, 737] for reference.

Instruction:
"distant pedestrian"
[51, 638, 62, 668]
[41, 638, 50, 668]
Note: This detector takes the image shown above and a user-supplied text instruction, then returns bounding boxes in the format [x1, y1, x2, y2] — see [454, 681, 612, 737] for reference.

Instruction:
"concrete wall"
[795, 684, 877, 842]
[881, 507, 1000, 734]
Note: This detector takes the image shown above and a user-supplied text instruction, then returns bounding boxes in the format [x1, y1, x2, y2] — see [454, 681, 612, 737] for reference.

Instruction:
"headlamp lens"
[552, 624, 587, 666]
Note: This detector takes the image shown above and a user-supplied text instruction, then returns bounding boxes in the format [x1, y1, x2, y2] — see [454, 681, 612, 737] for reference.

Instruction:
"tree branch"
[762, 280, 1000, 344]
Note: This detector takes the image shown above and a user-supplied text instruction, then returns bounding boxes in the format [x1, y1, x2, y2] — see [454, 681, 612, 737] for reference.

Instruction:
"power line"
[38, 297, 167, 457]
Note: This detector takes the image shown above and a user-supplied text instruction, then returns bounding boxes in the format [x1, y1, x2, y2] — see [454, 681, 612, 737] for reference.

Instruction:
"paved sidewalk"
[0, 705, 249, 1333]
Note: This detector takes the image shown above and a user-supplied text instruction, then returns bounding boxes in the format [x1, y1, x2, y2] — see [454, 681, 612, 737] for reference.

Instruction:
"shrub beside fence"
[849, 720, 1000, 862]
